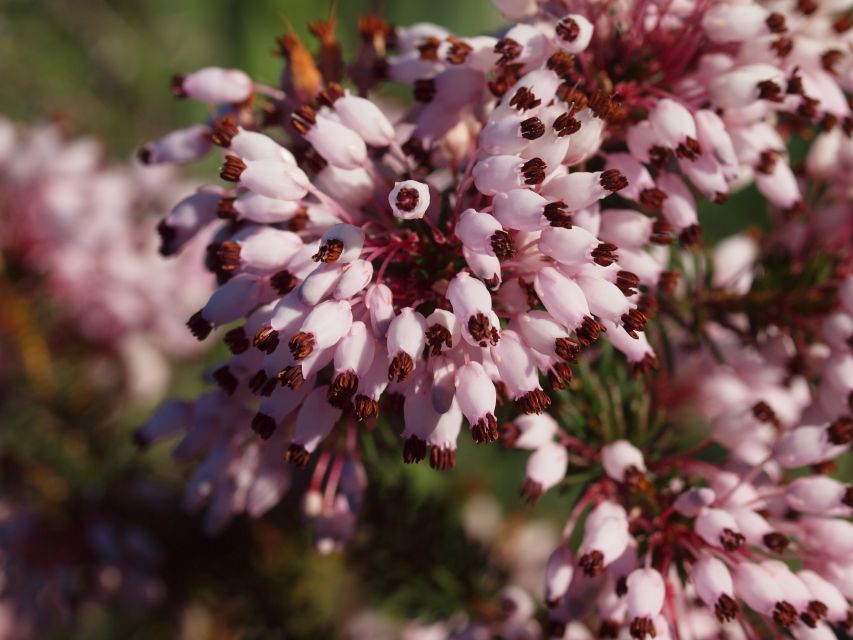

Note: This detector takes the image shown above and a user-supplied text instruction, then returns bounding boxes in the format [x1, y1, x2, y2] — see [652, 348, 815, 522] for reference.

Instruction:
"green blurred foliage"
[0, 0, 500, 156]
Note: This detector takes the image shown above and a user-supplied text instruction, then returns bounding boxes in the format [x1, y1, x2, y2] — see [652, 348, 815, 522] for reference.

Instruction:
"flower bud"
[447, 271, 502, 347]
[365, 284, 394, 338]
[695, 507, 745, 551]
[473, 155, 547, 195]
[386, 308, 427, 382]
[455, 361, 498, 444]
[691, 554, 738, 623]
[289, 300, 353, 360]
[505, 413, 558, 449]
[221, 156, 310, 201]
[292, 109, 367, 169]
[333, 260, 374, 300]
[158, 186, 222, 255]
[601, 440, 646, 482]
[542, 170, 628, 211]
[626, 569, 665, 639]
[174, 67, 253, 103]
[545, 545, 574, 606]
[139, 124, 212, 165]
[522, 442, 568, 501]
[492, 330, 550, 414]
[287, 386, 343, 466]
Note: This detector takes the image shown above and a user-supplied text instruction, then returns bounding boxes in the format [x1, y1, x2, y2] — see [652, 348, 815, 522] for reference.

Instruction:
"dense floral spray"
[139, 0, 852, 636]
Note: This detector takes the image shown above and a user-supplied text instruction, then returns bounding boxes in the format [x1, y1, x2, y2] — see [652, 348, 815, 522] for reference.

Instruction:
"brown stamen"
[714, 594, 739, 623]
[576, 316, 605, 348]
[828, 416, 853, 445]
[579, 550, 604, 576]
[680, 224, 702, 246]
[621, 309, 647, 338]
[270, 270, 298, 295]
[248, 370, 268, 394]
[520, 116, 545, 140]
[413, 78, 436, 102]
[213, 241, 241, 271]
[353, 395, 379, 422]
[548, 362, 574, 390]
[468, 313, 500, 347]
[217, 196, 238, 220]
[388, 352, 414, 382]
[278, 365, 305, 390]
[521, 157, 547, 185]
[553, 112, 581, 137]
[208, 115, 239, 147]
[773, 601, 798, 627]
[445, 36, 473, 65]
[224, 327, 249, 354]
[629, 617, 656, 639]
[520, 477, 544, 503]
[758, 80, 785, 102]
[546, 50, 574, 78]
[471, 414, 499, 444]
[212, 366, 238, 396]
[251, 413, 277, 440]
[676, 137, 702, 160]
[403, 435, 427, 463]
[543, 201, 572, 228]
[509, 86, 541, 111]
[426, 324, 453, 356]
[592, 242, 618, 266]
[490, 230, 516, 260]
[555, 337, 579, 362]
[253, 326, 280, 355]
[821, 49, 844, 75]
[187, 311, 213, 340]
[220, 155, 247, 182]
[766, 12, 787, 33]
[516, 389, 551, 414]
[720, 528, 745, 551]
[288, 332, 316, 360]
[763, 531, 790, 553]
[556, 17, 581, 41]
[312, 239, 344, 263]
[600, 169, 628, 191]
[285, 443, 311, 468]
[633, 353, 659, 376]
[616, 270, 640, 296]
[395, 187, 420, 212]
[429, 446, 456, 470]
[494, 37, 522, 65]
[417, 36, 441, 60]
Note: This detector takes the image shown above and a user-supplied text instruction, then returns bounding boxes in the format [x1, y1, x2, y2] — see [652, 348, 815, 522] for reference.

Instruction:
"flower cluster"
[140, 0, 852, 635]
[0, 118, 213, 401]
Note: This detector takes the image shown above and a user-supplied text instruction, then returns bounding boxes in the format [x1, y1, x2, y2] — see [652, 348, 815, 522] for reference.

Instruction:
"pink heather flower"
[544, 544, 574, 607]
[600, 440, 646, 483]
[521, 441, 568, 502]
[137, 6, 853, 631]
[625, 568, 666, 639]
[173, 66, 254, 104]
[389, 180, 430, 220]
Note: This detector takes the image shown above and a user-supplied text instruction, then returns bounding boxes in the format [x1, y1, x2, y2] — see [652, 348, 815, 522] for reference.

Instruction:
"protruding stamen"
[289, 332, 316, 360]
